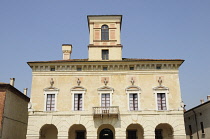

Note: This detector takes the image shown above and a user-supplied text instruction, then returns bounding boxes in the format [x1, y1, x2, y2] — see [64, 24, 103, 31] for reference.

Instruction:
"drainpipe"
[192, 109, 199, 139]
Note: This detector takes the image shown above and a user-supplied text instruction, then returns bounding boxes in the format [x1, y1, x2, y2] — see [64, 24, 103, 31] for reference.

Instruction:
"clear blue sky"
[0, 0, 210, 110]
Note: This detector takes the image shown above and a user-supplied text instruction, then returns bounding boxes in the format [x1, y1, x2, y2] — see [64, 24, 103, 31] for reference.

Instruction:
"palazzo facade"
[26, 15, 186, 139]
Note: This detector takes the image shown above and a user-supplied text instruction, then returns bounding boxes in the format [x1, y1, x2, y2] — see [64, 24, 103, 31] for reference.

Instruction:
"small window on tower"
[101, 25, 109, 41]
[102, 50, 109, 60]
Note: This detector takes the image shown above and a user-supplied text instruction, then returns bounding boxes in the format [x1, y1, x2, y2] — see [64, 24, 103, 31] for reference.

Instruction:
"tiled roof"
[27, 58, 184, 64]
[0, 83, 30, 101]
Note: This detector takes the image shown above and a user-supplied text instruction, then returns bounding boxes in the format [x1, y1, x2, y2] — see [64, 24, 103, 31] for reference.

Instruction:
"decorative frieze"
[31, 63, 180, 72]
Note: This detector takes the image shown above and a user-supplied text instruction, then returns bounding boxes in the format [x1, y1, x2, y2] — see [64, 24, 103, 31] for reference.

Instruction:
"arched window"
[101, 25, 109, 40]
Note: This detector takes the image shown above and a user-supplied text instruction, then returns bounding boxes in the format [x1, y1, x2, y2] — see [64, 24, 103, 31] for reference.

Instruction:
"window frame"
[101, 25, 109, 41]
[101, 93, 110, 107]
[102, 49, 109, 60]
[74, 93, 83, 111]
[200, 122, 205, 134]
[44, 90, 59, 111]
[71, 89, 86, 111]
[126, 85, 141, 111]
[153, 86, 169, 111]
[98, 86, 114, 107]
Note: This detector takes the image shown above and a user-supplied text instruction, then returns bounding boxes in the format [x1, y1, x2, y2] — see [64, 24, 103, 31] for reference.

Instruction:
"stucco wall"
[30, 70, 182, 112]
[1, 90, 28, 139]
[185, 102, 210, 139]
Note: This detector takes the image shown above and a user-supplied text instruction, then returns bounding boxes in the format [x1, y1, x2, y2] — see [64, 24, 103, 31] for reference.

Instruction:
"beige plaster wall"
[30, 70, 182, 112]
[1, 90, 28, 139]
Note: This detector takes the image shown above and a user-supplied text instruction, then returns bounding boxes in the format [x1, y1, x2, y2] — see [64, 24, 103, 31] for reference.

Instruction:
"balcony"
[93, 106, 119, 118]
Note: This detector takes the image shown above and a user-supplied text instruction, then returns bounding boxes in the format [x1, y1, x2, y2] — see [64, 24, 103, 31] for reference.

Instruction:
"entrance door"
[155, 129, 163, 139]
[127, 130, 137, 139]
[99, 128, 113, 139]
[76, 131, 85, 139]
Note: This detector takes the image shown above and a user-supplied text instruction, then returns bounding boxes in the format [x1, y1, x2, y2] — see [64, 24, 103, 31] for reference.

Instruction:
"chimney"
[200, 99, 204, 104]
[62, 44, 72, 60]
[23, 88, 28, 96]
[207, 95, 210, 101]
[10, 78, 15, 86]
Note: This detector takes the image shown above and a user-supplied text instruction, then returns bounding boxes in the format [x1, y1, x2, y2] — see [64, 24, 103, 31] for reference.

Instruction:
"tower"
[87, 15, 122, 60]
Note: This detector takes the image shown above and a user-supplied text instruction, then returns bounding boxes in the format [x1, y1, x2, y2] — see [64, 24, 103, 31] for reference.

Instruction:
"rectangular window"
[74, 94, 82, 111]
[157, 93, 167, 110]
[200, 122, 204, 134]
[103, 67, 108, 71]
[46, 94, 55, 111]
[129, 94, 138, 111]
[156, 64, 162, 69]
[102, 50, 109, 60]
[101, 94, 110, 107]
[129, 67, 134, 70]
[189, 125, 192, 136]
[77, 67, 82, 71]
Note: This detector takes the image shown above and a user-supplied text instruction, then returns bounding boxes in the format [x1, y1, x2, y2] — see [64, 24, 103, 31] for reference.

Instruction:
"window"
[77, 67, 82, 71]
[157, 93, 167, 110]
[46, 94, 55, 111]
[129, 94, 138, 111]
[71, 86, 86, 111]
[129, 67, 134, 70]
[101, 94, 110, 107]
[103, 67, 108, 71]
[189, 125, 192, 136]
[200, 122, 205, 134]
[101, 25, 109, 40]
[126, 85, 141, 111]
[153, 85, 169, 111]
[127, 130, 137, 139]
[74, 94, 82, 111]
[102, 50, 109, 60]
[156, 64, 162, 69]
[50, 67, 55, 71]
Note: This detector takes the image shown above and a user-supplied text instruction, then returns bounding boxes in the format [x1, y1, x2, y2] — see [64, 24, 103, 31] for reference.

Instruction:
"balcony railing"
[93, 106, 119, 118]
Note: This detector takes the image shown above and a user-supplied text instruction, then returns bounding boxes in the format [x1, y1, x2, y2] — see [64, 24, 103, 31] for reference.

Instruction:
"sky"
[0, 0, 210, 110]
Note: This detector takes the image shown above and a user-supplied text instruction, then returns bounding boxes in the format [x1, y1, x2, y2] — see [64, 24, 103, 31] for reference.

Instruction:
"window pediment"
[98, 86, 114, 91]
[125, 85, 141, 91]
[71, 86, 87, 91]
[153, 85, 169, 91]
[44, 87, 59, 91]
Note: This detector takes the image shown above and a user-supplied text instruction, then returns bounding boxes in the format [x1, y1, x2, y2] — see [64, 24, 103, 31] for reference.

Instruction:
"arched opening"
[101, 25, 109, 40]
[155, 123, 173, 139]
[69, 124, 86, 139]
[126, 124, 144, 139]
[97, 124, 115, 139]
[39, 124, 58, 139]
